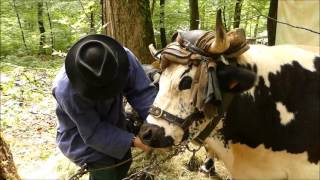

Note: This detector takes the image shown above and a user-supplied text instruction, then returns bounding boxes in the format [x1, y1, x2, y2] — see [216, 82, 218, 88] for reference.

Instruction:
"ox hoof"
[199, 164, 216, 176]
[199, 157, 216, 176]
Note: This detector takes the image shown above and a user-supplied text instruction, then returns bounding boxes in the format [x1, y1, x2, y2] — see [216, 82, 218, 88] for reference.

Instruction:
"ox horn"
[148, 44, 160, 60]
[224, 28, 250, 58]
[208, 9, 230, 54]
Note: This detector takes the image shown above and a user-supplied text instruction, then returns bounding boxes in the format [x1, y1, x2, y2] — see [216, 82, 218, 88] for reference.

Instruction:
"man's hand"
[132, 136, 152, 153]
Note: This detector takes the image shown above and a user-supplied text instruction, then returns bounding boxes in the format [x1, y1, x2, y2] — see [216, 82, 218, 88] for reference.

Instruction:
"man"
[52, 34, 156, 180]
[125, 63, 160, 135]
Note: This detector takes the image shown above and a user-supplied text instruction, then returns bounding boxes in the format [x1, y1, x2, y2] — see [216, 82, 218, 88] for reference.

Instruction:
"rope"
[250, 4, 320, 35]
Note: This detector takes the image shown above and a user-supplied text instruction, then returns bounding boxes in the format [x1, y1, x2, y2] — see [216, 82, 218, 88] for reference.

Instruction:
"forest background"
[1, 0, 272, 179]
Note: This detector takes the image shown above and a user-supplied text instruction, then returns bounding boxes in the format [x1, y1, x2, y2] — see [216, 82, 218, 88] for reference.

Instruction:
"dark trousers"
[87, 152, 132, 180]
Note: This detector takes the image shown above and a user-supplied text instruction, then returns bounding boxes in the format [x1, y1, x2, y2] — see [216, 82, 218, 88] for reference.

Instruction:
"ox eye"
[179, 76, 192, 90]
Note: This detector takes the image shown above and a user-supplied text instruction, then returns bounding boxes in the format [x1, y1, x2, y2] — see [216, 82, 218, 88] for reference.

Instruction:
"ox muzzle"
[138, 106, 204, 148]
[138, 123, 174, 148]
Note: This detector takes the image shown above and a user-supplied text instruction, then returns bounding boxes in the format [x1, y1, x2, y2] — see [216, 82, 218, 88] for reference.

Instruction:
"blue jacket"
[52, 49, 157, 165]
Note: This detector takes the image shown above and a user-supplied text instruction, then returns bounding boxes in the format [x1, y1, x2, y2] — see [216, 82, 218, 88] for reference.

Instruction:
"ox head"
[138, 10, 256, 148]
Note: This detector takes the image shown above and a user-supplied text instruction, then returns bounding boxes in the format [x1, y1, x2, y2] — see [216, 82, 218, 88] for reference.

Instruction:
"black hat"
[65, 34, 129, 99]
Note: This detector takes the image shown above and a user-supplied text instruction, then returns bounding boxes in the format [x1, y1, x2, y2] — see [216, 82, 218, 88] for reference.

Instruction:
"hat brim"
[65, 34, 129, 99]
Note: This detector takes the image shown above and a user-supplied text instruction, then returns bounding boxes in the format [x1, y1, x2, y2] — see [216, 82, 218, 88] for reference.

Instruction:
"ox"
[138, 10, 320, 179]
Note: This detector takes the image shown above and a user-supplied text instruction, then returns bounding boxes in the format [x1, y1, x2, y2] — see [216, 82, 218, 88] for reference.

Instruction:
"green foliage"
[1, 0, 270, 56]
[151, 0, 269, 47]
[1, 0, 102, 56]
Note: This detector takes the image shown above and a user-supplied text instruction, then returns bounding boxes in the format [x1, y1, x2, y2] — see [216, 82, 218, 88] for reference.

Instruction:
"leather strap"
[149, 106, 204, 130]
[192, 106, 225, 145]
[176, 34, 220, 59]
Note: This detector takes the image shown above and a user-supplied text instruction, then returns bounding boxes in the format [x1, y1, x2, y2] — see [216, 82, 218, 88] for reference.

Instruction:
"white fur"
[205, 138, 320, 179]
[241, 45, 316, 88]
[147, 64, 198, 144]
[240, 45, 318, 98]
[276, 102, 295, 125]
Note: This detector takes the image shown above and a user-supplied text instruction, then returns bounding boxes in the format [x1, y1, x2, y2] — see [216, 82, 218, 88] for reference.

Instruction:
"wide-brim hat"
[65, 34, 129, 99]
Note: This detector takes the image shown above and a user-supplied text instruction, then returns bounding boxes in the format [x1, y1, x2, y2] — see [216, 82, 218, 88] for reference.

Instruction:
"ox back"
[208, 45, 319, 179]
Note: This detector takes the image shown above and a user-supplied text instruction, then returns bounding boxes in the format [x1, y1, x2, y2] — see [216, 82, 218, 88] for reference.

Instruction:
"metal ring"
[153, 108, 163, 118]
[186, 143, 202, 152]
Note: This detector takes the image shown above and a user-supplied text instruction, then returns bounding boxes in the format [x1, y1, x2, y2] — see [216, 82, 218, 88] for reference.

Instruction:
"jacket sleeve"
[58, 93, 134, 160]
[124, 49, 157, 120]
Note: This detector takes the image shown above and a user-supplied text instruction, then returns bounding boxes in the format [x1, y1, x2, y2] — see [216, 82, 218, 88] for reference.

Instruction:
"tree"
[45, 2, 54, 54]
[233, 0, 243, 28]
[253, 15, 260, 37]
[37, 0, 46, 54]
[12, 0, 27, 50]
[78, 0, 96, 34]
[222, 3, 228, 30]
[150, 0, 156, 15]
[90, 6, 95, 33]
[267, 0, 278, 46]
[0, 134, 20, 180]
[159, 0, 167, 47]
[189, 0, 199, 30]
[102, 0, 155, 64]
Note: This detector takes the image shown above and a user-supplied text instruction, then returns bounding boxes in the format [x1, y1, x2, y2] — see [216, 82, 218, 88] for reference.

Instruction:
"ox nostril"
[142, 129, 153, 141]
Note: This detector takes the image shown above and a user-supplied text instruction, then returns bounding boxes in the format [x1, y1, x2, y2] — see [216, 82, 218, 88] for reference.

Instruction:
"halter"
[149, 36, 227, 144]
[149, 105, 204, 131]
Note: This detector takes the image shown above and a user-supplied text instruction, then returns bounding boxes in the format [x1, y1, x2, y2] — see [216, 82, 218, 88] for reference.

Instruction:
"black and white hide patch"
[220, 56, 320, 164]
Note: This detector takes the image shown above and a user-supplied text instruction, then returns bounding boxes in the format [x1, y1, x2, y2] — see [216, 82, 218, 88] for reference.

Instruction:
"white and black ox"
[138, 11, 320, 179]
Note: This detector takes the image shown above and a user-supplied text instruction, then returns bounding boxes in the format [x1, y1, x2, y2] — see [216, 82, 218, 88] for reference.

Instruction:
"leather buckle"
[153, 108, 163, 118]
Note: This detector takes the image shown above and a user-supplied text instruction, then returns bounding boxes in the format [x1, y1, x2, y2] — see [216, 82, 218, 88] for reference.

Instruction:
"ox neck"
[191, 93, 235, 145]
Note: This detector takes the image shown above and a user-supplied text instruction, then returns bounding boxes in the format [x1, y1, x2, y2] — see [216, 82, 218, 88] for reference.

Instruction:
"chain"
[122, 143, 188, 180]
[68, 143, 188, 180]
[68, 151, 145, 180]
[68, 165, 88, 180]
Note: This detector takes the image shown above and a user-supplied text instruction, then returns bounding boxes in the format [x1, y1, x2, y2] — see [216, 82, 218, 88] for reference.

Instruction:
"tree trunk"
[100, 0, 105, 34]
[38, 0, 46, 55]
[233, 0, 243, 29]
[189, 0, 199, 30]
[200, 2, 205, 29]
[249, 22, 252, 37]
[103, 0, 155, 64]
[12, 0, 27, 50]
[0, 134, 21, 180]
[78, 0, 90, 21]
[253, 15, 260, 38]
[244, 12, 248, 31]
[90, 7, 95, 33]
[267, 0, 278, 46]
[159, 0, 166, 48]
[45, 2, 54, 55]
[150, 0, 156, 16]
[222, 3, 228, 31]
[227, 11, 232, 31]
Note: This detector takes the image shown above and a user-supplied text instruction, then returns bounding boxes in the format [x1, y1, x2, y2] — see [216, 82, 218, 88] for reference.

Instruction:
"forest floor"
[1, 55, 230, 180]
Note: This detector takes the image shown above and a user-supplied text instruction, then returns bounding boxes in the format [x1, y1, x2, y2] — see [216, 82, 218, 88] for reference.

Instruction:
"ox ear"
[217, 65, 256, 92]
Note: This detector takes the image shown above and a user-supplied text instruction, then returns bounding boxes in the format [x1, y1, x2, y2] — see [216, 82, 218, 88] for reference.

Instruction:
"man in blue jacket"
[52, 34, 157, 180]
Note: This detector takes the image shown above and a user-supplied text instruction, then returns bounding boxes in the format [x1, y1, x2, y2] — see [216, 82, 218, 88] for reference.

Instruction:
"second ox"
[138, 10, 320, 179]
